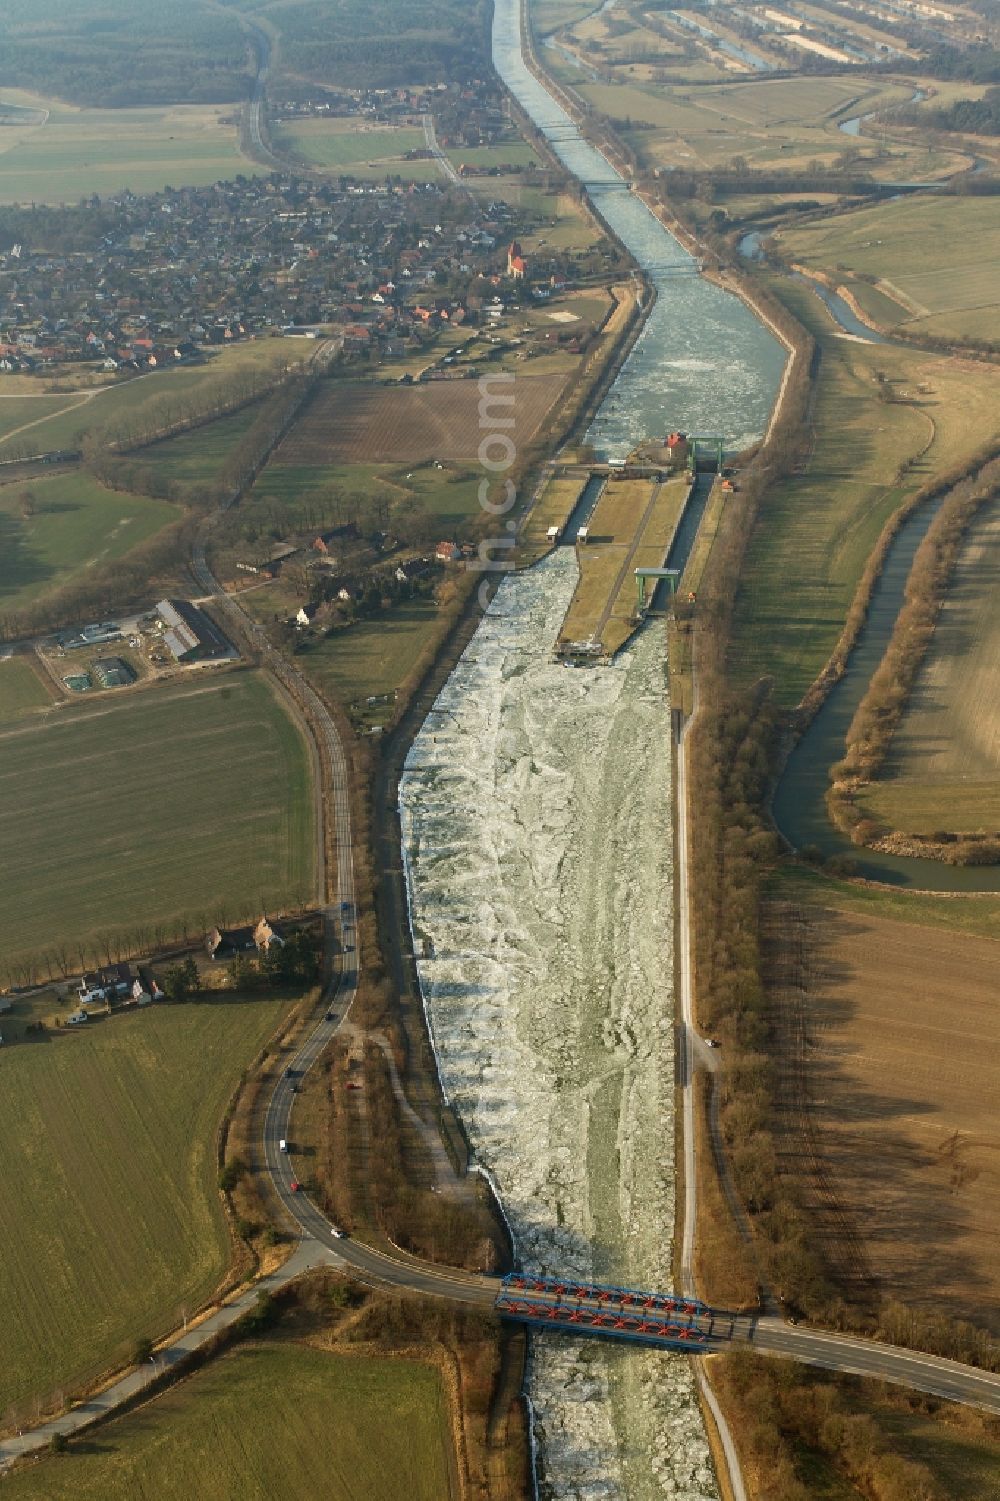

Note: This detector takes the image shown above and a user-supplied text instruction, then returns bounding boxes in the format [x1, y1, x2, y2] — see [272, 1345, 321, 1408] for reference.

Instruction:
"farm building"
[206, 917, 284, 961]
[77, 963, 132, 1004]
[254, 916, 285, 951]
[156, 599, 235, 664]
[312, 523, 358, 555]
[93, 656, 135, 689]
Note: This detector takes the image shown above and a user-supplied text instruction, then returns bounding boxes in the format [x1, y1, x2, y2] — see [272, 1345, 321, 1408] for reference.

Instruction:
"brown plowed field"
[766, 901, 1000, 1331]
[275, 376, 567, 465]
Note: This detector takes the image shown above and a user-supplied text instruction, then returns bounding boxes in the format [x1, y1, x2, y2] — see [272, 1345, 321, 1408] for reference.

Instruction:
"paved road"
[422, 113, 463, 187]
[753, 1320, 1000, 1414]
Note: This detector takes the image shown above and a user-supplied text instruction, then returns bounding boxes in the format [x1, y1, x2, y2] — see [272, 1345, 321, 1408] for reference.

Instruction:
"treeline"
[827, 452, 1000, 854]
[656, 166, 884, 201]
[911, 43, 1000, 84]
[88, 361, 301, 460]
[0, 882, 318, 990]
[682, 271, 848, 1314]
[0, 0, 249, 106]
[80, 363, 314, 511]
[0, 202, 125, 254]
[275, 0, 492, 88]
[713, 1352, 950, 1501]
[891, 85, 1000, 135]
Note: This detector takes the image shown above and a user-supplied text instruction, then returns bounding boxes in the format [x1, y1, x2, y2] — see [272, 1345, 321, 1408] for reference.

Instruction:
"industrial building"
[155, 599, 234, 664]
[92, 657, 135, 689]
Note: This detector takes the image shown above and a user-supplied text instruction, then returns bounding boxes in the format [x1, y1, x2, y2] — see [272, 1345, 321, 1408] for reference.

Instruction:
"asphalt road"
[751, 1320, 1000, 1414]
[422, 113, 463, 187]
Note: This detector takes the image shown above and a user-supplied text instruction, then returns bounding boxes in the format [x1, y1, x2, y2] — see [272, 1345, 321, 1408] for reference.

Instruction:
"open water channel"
[400, 2, 998, 1495]
[400, 5, 787, 1498]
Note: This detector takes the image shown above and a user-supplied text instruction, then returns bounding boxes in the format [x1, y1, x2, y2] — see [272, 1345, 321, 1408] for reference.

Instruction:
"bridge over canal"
[496, 1272, 746, 1354]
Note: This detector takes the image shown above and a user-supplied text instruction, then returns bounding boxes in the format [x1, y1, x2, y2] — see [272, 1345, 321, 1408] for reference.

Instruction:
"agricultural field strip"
[0, 673, 315, 962]
[772, 904, 1000, 1330]
[0, 999, 291, 1414]
[0, 1345, 455, 1501]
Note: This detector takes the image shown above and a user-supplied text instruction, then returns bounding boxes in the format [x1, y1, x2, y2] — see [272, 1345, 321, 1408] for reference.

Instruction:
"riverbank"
[401, 558, 718, 1501]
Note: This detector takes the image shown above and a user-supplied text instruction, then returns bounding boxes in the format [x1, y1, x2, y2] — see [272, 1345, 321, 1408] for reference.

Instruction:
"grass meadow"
[274, 119, 429, 174]
[0, 95, 257, 203]
[137, 403, 263, 489]
[779, 196, 1000, 344]
[245, 455, 485, 531]
[298, 598, 443, 706]
[0, 671, 316, 970]
[0, 655, 56, 721]
[0, 997, 292, 1417]
[0, 471, 178, 617]
[769, 864, 1000, 942]
[3, 1344, 455, 1499]
[0, 340, 301, 462]
[730, 276, 999, 703]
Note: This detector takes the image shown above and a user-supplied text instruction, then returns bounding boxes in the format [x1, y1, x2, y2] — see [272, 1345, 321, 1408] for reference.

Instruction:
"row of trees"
[0, 892, 316, 991]
[891, 84, 1000, 136]
[714, 1351, 949, 1501]
[827, 451, 1000, 855]
[84, 359, 302, 469]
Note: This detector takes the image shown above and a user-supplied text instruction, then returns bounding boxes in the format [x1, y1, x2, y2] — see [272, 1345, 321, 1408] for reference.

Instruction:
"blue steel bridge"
[495, 1273, 740, 1353]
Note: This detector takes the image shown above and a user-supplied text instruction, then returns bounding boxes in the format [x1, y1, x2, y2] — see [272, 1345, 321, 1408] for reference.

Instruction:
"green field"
[0, 472, 178, 615]
[730, 276, 999, 702]
[0, 393, 84, 444]
[0, 997, 291, 1415]
[0, 655, 54, 721]
[779, 196, 1000, 344]
[769, 864, 1000, 943]
[137, 403, 263, 489]
[0, 96, 257, 203]
[3, 1343, 455, 1499]
[243, 457, 483, 532]
[300, 598, 442, 706]
[0, 671, 316, 966]
[274, 119, 428, 171]
[0, 342, 301, 462]
[445, 141, 539, 168]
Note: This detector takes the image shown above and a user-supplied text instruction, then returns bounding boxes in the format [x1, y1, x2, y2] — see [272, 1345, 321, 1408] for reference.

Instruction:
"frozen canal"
[400, 554, 719, 1500]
